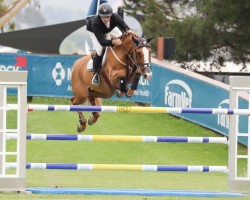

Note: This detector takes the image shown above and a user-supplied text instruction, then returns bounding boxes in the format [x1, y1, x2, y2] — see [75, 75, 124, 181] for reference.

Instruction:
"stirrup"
[91, 73, 100, 86]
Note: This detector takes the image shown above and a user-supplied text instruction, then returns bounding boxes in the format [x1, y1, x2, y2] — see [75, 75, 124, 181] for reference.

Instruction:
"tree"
[0, 0, 30, 32]
[122, 0, 177, 52]
[0, 0, 9, 32]
[122, 0, 250, 66]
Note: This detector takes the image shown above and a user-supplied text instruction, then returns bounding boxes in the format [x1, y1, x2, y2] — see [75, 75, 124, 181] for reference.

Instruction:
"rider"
[86, 3, 136, 86]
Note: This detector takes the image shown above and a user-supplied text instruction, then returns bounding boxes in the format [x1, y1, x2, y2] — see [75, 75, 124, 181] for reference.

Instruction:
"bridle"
[109, 33, 152, 73]
[132, 37, 152, 70]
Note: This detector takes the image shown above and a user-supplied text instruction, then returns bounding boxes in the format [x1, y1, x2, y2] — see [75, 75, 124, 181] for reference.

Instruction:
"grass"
[1, 97, 249, 199]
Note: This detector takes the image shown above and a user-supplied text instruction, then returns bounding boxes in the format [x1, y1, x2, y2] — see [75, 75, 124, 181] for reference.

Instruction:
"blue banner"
[151, 63, 248, 145]
[0, 53, 151, 102]
[0, 53, 80, 97]
[0, 53, 248, 145]
[26, 54, 80, 97]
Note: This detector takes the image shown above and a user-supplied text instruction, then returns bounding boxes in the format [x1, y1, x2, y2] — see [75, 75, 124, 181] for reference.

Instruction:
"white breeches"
[88, 27, 122, 56]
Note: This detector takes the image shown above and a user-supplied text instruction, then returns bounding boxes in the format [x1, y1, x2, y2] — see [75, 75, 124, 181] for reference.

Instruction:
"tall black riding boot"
[91, 55, 102, 86]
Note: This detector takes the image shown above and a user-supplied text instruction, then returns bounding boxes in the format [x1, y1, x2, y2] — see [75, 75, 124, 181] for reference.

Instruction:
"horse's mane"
[118, 32, 139, 49]
[121, 32, 139, 41]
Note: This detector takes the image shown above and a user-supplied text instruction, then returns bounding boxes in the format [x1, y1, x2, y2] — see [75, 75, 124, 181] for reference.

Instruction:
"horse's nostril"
[144, 72, 152, 80]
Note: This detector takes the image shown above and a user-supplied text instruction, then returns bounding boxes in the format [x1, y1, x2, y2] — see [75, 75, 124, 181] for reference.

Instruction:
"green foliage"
[196, 0, 250, 63]
[167, 16, 215, 61]
[123, 0, 250, 64]
[0, 0, 15, 32]
[0, 0, 8, 17]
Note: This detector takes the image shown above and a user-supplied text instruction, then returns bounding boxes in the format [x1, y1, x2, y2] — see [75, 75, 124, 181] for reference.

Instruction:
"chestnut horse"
[71, 32, 153, 132]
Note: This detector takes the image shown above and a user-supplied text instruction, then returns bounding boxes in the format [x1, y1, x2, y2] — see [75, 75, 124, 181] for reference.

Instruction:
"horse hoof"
[77, 124, 86, 133]
[88, 117, 97, 125]
[88, 117, 95, 125]
[126, 89, 134, 97]
[116, 90, 124, 98]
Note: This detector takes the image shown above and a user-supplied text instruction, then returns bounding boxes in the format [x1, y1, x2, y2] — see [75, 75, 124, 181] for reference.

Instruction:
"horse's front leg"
[126, 73, 141, 97]
[119, 77, 128, 93]
[116, 77, 128, 98]
[87, 96, 101, 125]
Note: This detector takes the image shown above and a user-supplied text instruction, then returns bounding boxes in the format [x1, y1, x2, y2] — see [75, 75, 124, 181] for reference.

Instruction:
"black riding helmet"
[98, 3, 113, 17]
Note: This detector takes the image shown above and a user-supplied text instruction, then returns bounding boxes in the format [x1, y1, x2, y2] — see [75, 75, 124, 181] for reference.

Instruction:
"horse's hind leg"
[87, 96, 101, 125]
[71, 96, 87, 133]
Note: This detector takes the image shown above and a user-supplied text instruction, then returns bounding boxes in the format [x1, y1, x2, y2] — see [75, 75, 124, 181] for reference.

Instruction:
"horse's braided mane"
[120, 32, 139, 41]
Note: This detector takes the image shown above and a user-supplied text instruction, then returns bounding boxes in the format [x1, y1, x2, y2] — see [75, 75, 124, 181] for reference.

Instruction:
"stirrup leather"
[91, 73, 100, 86]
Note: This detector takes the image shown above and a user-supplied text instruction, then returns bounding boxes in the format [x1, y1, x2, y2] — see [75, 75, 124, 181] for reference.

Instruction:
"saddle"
[87, 49, 108, 72]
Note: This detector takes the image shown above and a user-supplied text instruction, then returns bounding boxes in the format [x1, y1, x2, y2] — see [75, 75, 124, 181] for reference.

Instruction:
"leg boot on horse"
[126, 73, 141, 97]
[116, 77, 129, 97]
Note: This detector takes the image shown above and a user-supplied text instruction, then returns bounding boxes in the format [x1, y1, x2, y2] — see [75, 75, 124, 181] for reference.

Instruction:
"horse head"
[131, 35, 154, 80]
[120, 32, 154, 81]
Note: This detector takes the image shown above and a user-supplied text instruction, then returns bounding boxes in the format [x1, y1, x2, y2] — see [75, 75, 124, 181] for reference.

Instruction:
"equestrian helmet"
[98, 3, 113, 17]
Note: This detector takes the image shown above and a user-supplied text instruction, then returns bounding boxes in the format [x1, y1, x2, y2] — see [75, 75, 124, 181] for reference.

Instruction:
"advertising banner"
[0, 53, 151, 103]
[0, 53, 248, 145]
[151, 63, 248, 145]
[0, 53, 79, 97]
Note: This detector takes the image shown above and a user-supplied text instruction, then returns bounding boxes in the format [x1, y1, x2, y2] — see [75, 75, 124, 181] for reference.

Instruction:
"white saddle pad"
[87, 59, 93, 71]
[87, 48, 108, 71]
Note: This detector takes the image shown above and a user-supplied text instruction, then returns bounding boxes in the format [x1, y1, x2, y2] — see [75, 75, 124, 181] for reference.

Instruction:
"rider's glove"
[112, 38, 122, 46]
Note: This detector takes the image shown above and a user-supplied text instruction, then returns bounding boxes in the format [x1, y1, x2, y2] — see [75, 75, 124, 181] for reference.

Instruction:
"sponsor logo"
[164, 79, 192, 108]
[52, 62, 66, 86]
[15, 56, 27, 68]
[51, 62, 73, 91]
[0, 56, 27, 71]
[139, 77, 150, 86]
[133, 77, 150, 97]
[117, 106, 131, 113]
[217, 99, 229, 129]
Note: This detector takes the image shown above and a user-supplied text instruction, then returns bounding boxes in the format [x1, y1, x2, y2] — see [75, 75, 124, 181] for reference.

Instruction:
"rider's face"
[101, 16, 111, 24]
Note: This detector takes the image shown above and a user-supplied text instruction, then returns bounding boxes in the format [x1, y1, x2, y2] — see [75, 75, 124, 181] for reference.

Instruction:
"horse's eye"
[136, 52, 142, 57]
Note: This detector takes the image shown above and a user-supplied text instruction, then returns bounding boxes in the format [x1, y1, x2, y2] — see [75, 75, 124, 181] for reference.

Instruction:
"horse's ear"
[132, 35, 140, 45]
[146, 36, 154, 43]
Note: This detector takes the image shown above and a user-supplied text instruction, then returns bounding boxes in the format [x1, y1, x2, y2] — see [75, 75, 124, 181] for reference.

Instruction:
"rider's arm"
[93, 29, 113, 46]
[112, 13, 130, 32]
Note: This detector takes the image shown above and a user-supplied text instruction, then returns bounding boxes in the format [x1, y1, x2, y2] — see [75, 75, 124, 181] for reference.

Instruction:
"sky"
[11, 0, 124, 28]
[38, 0, 123, 25]
[1, 0, 142, 54]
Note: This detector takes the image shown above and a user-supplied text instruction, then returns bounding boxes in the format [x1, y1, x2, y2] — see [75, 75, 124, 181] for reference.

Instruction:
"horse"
[71, 32, 154, 132]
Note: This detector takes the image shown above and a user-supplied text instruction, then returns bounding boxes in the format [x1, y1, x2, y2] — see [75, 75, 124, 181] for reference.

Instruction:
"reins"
[109, 47, 127, 66]
[120, 44, 140, 69]
[109, 33, 150, 70]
